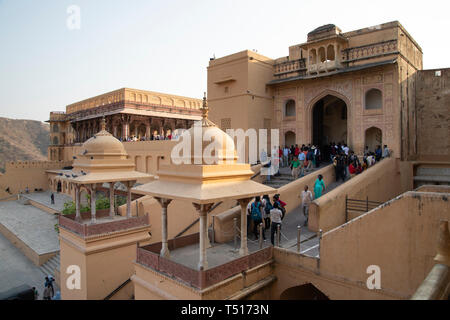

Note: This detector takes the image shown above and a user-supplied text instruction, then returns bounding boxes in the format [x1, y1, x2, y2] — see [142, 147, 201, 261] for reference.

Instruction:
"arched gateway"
[312, 94, 348, 148]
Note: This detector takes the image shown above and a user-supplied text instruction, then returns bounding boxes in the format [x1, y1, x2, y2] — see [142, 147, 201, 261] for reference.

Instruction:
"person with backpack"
[273, 194, 286, 220]
[270, 202, 283, 245]
[262, 195, 272, 238]
[250, 196, 265, 240]
[43, 284, 52, 300]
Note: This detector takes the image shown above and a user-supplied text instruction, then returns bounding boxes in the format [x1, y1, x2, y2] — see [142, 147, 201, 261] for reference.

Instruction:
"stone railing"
[136, 235, 273, 289]
[125, 101, 202, 117]
[342, 40, 398, 63]
[49, 112, 67, 121]
[67, 102, 123, 119]
[273, 59, 306, 79]
[59, 212, 149, 237]
[67, 98, 203, 119]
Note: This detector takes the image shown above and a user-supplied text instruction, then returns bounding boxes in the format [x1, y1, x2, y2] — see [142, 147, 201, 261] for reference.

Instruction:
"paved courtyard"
[21, 191, 72, 213]
[0, 200, 59, 256]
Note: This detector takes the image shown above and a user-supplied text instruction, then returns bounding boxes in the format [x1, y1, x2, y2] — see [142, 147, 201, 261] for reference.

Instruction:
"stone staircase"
[40, 252, 60, 278]
[263, 172, 295, 189]
[263, 164, 329, 189]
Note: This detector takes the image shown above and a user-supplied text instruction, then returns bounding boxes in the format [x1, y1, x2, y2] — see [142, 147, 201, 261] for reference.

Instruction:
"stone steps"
[40, 252, 60, 278]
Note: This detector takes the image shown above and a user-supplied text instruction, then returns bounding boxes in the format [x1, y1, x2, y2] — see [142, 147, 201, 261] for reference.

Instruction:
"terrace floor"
[167, 208, 320, 270]
[21, 191, 72, 213]
[0, 200, 59, 255]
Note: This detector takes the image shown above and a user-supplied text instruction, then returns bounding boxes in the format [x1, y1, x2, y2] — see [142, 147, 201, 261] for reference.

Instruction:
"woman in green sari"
[314, 174, 326, 199]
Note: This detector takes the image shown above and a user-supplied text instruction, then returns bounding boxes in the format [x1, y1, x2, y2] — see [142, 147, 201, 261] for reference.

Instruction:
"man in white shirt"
[283, 146, 289, 167]
[382, 145, 391, 158]
[270, 202, 283, 245]
[343, 144, 349, 155]
[301, 185, 313, 226]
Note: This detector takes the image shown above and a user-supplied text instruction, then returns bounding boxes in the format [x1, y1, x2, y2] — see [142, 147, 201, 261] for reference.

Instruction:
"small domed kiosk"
[133, 94, 276, 270]
[63, 118, 152, 223]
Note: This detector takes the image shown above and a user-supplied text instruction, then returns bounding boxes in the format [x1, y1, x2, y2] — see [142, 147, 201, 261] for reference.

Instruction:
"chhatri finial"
[201, 92, 209, 120]
[101, 116, 106, 131]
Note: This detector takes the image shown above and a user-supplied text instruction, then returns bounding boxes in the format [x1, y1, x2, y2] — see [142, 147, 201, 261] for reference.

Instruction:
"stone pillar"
[193, 203, 214, 270]
[75, 185, 81, 222]
[113, 125, 118, 138]
[126, 181, 134, 218]
[334, 44, 338, 62]
[238, 198, 253, 256]
[90, 184, 97, 224]
[123, 123, 129, 140]
[155, 198, 172, 258]
[109, 182, 115, 219]
[145, 121, 151, 139]
[306, 48, 310, 74]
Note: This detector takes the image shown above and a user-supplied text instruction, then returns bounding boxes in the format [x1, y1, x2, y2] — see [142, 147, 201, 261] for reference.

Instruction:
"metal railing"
[345, 195, 383, 222]
[103, 278, 132, 300]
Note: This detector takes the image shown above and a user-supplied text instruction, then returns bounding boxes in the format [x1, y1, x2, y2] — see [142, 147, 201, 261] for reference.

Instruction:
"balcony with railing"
[342, 40, 398, 64]
[308, 59, 342, 74]
[49, 112, 67, 122]
[273, 59, 307, 80]
[135, 233, 273, 290]
[59, 211, 150, 238]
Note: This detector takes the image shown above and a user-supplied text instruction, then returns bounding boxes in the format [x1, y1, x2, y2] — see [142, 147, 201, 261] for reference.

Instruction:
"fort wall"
[0, 160, 72, 198]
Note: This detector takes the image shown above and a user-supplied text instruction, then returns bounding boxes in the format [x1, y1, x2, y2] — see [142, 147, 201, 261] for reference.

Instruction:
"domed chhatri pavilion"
[132, 94, 276, 271]
[60, 118, 152, 223]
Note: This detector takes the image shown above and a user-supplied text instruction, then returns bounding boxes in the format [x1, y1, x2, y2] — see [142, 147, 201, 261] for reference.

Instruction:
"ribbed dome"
[172, 94, 237, 165]
[81, 120, 127, 157]
[185, 122, 237, 164]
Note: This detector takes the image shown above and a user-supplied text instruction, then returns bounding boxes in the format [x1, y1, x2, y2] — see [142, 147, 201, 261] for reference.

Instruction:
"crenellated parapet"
[5, 160, 73, 170]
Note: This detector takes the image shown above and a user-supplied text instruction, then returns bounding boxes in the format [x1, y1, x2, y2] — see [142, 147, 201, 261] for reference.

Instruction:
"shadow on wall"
[280, 283, 329, 300]
[308, 157, 406, 232]
[320, 189, 450, 298]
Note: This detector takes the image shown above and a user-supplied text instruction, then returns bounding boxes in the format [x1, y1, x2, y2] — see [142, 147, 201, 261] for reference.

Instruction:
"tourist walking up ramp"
[308, 158, 405, 232]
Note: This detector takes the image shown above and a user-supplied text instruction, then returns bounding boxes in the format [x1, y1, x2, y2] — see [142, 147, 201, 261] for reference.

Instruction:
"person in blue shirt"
[298, 152, 306, 177]
[375, 145, 382, 162]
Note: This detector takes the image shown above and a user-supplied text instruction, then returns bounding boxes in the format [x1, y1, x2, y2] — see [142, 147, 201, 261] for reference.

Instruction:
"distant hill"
[0, 117, 49, 173]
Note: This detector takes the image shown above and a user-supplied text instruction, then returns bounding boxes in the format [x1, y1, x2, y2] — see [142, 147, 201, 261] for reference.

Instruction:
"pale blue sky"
[0, 0, 448, 122]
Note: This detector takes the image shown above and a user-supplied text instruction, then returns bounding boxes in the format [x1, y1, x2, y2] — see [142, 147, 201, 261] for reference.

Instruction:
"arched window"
[285, 131, 296, 147]
[327, 45, 335, 61]
[318, 47, 326, 62]
[365, 89, 382, 110]
[53, 136, 59, 145]
[310, 49, 317, 64]
[284, 100, 296, 117]
[53, 124, 59, 133]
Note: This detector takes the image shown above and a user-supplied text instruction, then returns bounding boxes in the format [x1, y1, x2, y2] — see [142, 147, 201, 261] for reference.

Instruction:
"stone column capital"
[192, 203, 214, 216]
[155, 197, 172, 209]
[238, 197, 253, 207]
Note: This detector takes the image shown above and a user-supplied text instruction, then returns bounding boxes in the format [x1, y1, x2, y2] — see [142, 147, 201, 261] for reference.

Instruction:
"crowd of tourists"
[330, 143, 390, 182]
[32, 275, 60, 300]
[245, 175, 325, 246]
[246, 193, 287, 245]
[248, 143, 391, 242]
[118, 132, 180, 142]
